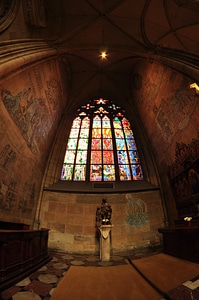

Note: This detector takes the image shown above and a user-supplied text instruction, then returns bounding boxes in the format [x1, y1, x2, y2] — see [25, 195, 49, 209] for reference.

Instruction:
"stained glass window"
[61, 98, 143, 182]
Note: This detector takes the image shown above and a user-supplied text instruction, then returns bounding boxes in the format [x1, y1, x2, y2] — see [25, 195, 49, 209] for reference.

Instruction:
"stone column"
[98, 225, 114, 261]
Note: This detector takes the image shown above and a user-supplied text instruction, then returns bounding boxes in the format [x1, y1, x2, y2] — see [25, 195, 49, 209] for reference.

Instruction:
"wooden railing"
[158, 225, 199, 263]
[0, 228, 51, 291]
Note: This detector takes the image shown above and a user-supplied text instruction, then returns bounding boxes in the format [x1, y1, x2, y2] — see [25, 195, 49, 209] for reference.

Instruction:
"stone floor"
[1, 249, 199, 300]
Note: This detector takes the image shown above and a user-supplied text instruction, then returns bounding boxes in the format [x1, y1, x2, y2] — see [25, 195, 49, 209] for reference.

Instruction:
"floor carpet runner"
[131, 253, 199, 294]
[50, 264, 162, 300]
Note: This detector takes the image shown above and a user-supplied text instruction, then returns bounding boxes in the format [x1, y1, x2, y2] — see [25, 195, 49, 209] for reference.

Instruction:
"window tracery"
[61, 98, 143, 182]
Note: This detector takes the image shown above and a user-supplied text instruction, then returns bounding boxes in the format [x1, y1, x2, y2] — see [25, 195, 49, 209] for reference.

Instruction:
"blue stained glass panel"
[131, 164, 143, 180]
[118, 165, 131, 181]
[61, 164, 73, 180]
[129, 151, 139, 164]
[103, 165, 115, 181]
[115, 139, 126, 150]
[126, 139, 137, 151]
[124, 129, 134, 139]
[117, 150, 128, 164]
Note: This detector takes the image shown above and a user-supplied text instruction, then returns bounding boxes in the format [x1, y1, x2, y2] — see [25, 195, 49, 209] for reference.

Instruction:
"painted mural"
[125, 195, 149, 227]
[155, 88, 195, 150]
[0, 59, 65, 221]
[131, 63, 198, 151]
[1, 77, 62, 155]
[168, 133, 199, 217]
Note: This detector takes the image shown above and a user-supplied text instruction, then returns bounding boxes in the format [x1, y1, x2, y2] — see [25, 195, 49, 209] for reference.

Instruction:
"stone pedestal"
[98, 225, 114, 261]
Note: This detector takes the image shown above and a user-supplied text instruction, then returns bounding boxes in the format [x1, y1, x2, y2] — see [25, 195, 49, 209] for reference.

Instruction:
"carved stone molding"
[0, 0, 19, 33]
[23, 0, 46, 28]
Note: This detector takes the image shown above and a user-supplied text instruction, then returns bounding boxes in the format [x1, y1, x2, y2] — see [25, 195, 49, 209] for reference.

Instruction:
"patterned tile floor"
[1, 249, 199, 300]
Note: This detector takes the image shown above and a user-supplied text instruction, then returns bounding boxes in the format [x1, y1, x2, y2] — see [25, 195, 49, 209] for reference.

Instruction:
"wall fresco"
[1, 80, 61, 154]
[0, 58, 65, 223]
[131, 63, 198, 152]
[155, 88, 196, 150]
[168, 133, 199, 217]
[125, 196, 149, 227]
[0, 143, 37, 217]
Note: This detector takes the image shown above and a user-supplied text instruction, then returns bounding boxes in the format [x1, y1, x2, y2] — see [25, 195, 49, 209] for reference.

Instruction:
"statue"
[96, 198, 112, 226]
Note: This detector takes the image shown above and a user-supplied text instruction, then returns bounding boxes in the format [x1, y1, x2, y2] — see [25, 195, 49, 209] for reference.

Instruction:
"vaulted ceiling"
[45, 0, 199, 111]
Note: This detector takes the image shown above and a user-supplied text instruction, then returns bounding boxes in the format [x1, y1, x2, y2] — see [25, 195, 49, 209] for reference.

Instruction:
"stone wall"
[39, 190, 165, 254]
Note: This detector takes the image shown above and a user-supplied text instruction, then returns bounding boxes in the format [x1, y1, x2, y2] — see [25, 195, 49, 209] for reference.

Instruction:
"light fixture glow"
[190, 82, 199, 95]
[100, 51, 107, 59]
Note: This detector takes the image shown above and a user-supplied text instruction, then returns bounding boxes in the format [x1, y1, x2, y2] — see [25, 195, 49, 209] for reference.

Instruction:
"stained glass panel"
[91, 139, 101, 150]
[78, 139, 88, 150]
[67, 138, 77, 150]
[72, 117, 81, 128]
[126, 139, 137, 151]
[102, 128, 111, 138]
[91, 151, 101, 164]
[103, 139, 113, 150]
[103, 165, 115, 181]
[76, 150, 87, 164]
[92, 128, 101, 138]
[117, 151, 128, 164]
[122, 118, 130, 129]
[102, 116, 111, 128]
[113, 117, 122, 129]
[90, 165, 102, 181]
[103, 151, 114, 164]
[114, 129, 124, 139]
[81, 117, 90, 128]
[131, 164, 143, 180]
[124, 129, 134, 139]
[64, 150, 75, 164]
[61, 98, 144, 182]
[93, 116, 101, 128]
[119, 165, 131, 181]
[61, 164, 73, 180]
[74, 165, 86, 181]
[69, 128, 79, 138]
[115, 139, 126, 150]
[79, 128, 89, 138]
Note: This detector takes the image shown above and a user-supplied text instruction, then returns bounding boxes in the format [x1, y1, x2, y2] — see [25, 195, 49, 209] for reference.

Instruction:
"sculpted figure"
[96, 198, 112, 226]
